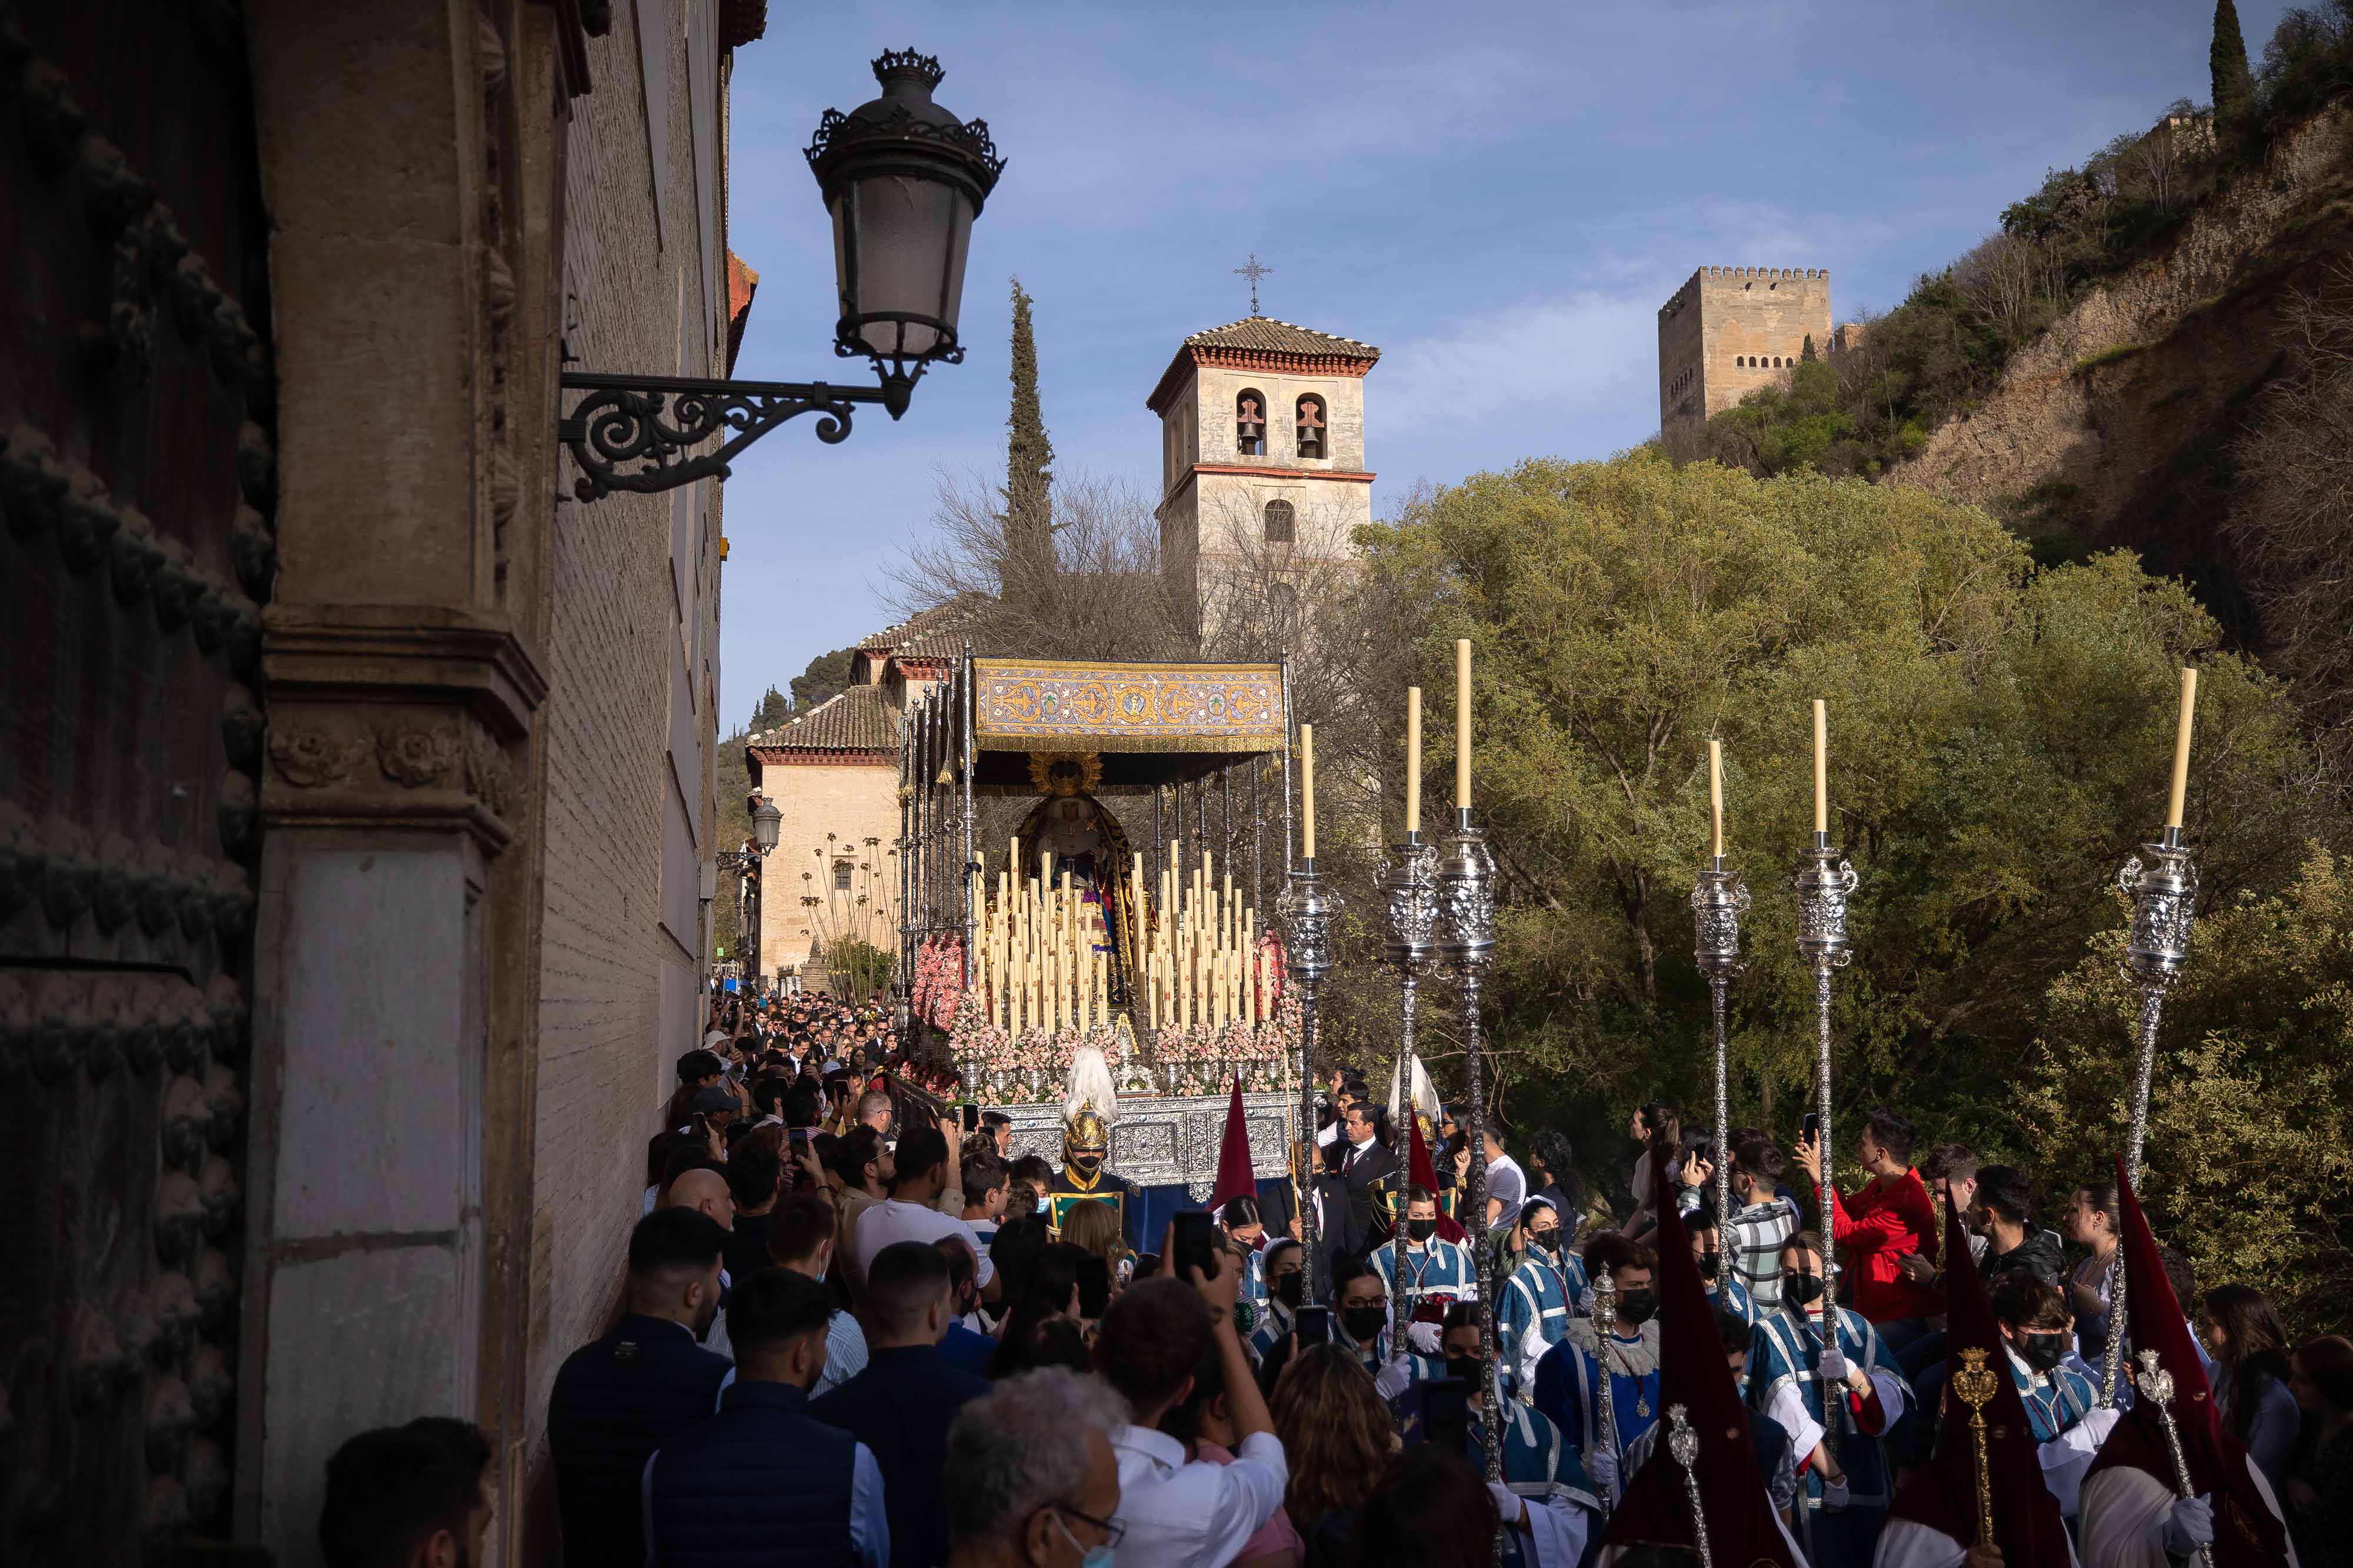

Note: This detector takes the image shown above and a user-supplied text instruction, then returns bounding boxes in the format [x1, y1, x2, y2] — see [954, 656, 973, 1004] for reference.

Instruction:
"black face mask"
[1698, 1251, 1723, 1280]
[2015, 1332, 2069, 1373]
[1407, 1217, 1438, 1243]
[1526, 1230, 1560, 1258]
[1271, 1272, 1304, 1309]
[1340, 1305, 1389, 1344]
[1445, 1355, 1481, 1384]
[1616, 1289, 1657, 1326]
[1783, 1272, 1827, 1307]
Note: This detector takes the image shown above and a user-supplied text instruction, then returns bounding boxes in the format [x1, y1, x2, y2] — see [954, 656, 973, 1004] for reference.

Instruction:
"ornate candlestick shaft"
[2102, 832, 2200, 1403]
[1277, 857, 1341, 1303]
[1952, 1347, 2000, 1549]
[1591, 1269, 1624, 1512]
[1437, 808, 1501, 1489]
[1691, 855, 1750, 1268]
[1667, 1405, 1712, 1568]
[1381, 832, 1439, 1355]
[2134, 1350, 2217, 1568]
[1792, 832, 1857, 1464]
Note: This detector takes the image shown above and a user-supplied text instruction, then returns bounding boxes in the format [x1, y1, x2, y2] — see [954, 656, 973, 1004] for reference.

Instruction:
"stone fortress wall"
[1658, 266, 1834, 451]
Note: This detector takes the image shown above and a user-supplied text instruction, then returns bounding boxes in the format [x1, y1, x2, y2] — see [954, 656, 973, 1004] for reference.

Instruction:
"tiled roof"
[855, 595, 987, 660]
[1182, 316, 1381, 360]
[748, 683, 896, 755]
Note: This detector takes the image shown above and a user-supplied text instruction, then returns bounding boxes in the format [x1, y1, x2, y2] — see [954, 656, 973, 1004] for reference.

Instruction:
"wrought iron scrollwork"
[558, 372, 889, 501]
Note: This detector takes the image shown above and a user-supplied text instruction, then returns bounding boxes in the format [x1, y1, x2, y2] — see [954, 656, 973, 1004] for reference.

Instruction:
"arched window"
[1264, 499, 1296, 543]
[1268, 581, 1298, 642]
[1236, 390, 1267, 456]
[1294, 395, 1326, 459]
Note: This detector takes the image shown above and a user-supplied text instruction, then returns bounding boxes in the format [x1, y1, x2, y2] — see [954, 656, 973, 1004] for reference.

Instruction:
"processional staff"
[1689, 736, 1748, 1282]
[1792, 698, 1857, 1465]
[2101, 669, 2202, 1404]
[1380, 687, 1439, 1358]
[1277, 723, 1339, 1301]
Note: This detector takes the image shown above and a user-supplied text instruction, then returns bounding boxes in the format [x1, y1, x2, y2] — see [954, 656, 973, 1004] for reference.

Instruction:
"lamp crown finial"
[872, 49, 944, 89]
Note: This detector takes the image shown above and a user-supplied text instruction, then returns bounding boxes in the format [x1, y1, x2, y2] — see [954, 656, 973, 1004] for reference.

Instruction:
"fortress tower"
[1658, 266, 1833, 453]
[1148, 316, 1379, 646]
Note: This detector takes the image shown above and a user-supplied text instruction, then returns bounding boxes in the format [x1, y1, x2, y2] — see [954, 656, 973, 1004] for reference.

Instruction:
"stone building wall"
[755, 759, 903, 982]
[1658, 266, 1832, 450]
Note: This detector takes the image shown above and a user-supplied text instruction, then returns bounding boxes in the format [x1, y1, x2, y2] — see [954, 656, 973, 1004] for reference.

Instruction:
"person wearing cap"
[688, 1085, 741, 1158]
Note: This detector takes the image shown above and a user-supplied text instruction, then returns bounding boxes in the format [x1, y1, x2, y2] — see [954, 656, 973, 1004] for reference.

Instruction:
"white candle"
[1812, 699, 1828, 837]
[1708, 738, 1724, 860]
[1302, 723, 1318, 859]
[1455, 640, 1472, 810]
[2165, 667, 2199, 830]
[1406, 685, 1423, 833]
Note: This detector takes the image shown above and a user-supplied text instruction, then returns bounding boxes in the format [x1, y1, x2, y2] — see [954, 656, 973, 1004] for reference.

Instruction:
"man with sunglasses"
[944, 1366, 1128, 1568]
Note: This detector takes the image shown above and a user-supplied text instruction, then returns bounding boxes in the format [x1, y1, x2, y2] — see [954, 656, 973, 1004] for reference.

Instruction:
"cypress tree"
[2210, 0, 2255, 141]
[1801, 333, 1818, 362]
[1002, 277, 1055, 602]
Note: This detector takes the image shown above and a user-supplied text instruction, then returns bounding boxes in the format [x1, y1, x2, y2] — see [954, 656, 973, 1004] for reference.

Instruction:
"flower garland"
[910, 934, 965, 1031]
[946, 990, 1304, 1105]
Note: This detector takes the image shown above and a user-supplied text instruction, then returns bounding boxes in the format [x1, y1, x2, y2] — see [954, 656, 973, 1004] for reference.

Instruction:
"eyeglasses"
[1052, 1503, 1127, 1548]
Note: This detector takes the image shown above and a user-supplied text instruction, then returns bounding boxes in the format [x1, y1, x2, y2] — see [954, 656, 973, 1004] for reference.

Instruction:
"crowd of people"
[310, 1018, 2346, 1568]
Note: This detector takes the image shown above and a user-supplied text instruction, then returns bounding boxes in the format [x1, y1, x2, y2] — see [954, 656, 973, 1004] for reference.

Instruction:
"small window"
[1268, 581, 1298, 641]
[1236, 390, 1266, 456]
[1294, 395, 1326, 459]
[833, 859, 853, 891]
[1264, 499, 1296, 543]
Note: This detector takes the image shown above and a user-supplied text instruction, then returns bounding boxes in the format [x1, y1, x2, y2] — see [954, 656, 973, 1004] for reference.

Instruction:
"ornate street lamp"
[720, 792, 785, 992]
[559, 50, 1004, 500]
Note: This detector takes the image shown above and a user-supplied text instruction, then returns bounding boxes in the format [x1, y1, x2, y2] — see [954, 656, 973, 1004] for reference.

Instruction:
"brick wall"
[525, 0, 726, 1446]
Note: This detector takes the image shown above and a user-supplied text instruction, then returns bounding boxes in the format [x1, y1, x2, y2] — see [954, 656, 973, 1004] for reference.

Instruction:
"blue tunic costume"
[2011, 1350, 2098, 1442]
[1467, 1403, 1599, 1568]
[1498, 1247, 1585, 1396]
[1748, 1305, 1911, 1568]
[1371, 1235, 1480, 1317]
[1529, 1316, 1662, 1475]
[1707, 1274, 1758, 1325]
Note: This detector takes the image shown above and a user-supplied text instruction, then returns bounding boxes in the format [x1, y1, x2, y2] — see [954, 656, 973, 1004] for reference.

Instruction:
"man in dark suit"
[810, 1241, 991, 1568]
[546, 1208, 732, 1568]
[1336, 1102, 1400, 1252]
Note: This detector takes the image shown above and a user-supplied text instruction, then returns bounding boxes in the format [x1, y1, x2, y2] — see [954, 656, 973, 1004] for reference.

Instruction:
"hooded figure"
[1598, 1147, 1805, 1568]
[1878, 1192, 2081, 1568]
[2078, 1158, 2297, 1568]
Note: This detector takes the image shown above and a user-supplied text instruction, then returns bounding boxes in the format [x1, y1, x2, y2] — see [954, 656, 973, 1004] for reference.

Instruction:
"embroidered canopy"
[971, 659, 1285, 756]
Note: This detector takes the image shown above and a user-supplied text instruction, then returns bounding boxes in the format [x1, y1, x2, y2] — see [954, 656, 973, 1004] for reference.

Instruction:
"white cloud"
[1378, 287, 1665, 439]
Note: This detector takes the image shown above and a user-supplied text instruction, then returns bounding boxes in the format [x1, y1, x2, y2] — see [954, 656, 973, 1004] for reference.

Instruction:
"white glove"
[2164, 1494, 2215, 1556]
[1818, 1346, 1850, 1385]
[1821, 1472, 1851, 1510]
[1587, 1447, 1619, 1493]
[1406, 1320, 1442, 1355]
[1487, 1481, 1527, 1530]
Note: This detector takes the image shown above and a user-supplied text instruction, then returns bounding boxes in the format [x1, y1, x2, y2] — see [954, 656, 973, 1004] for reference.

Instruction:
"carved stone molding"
[376, 725, 461, 788]
[265, 728, 365, 789]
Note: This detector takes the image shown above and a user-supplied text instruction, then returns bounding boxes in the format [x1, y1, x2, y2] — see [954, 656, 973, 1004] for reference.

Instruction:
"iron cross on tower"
[1235, 253, 1273, 316]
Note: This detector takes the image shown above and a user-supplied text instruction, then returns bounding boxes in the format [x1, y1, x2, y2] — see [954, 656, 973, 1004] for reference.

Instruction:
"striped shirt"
[1726, 1196, 1801, 1313]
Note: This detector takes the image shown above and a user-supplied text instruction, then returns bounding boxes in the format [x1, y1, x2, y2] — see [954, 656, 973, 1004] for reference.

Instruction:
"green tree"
[2211, 0, 2255, 140]
[1002, 277, 1055, 606]
[1361, 452, 2331, 1213]
[789, 647, 854, 713]
[748, 684, 789, 732]
[2024, 846, 2353, 1336]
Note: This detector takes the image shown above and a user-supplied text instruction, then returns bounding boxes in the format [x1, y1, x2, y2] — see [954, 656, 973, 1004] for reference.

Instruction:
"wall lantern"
[559, 49, 1004, 501]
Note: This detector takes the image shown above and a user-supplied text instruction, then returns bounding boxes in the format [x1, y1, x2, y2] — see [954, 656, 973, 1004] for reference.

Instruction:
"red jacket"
[1829, 1170, 1942, 1322]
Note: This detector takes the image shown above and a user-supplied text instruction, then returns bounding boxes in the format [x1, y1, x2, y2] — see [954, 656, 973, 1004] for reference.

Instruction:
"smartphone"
[1801, 1112, 1819, 1145]
[789, 1126, 812, 1145]
[1076, 1255, 1112, 1319]
[1294, 1305, 1331, 1345]
[1172, 1210, 1219, 1283]
[959, 1102, 979, 1134]
[1418, 1376, 1471, 1454]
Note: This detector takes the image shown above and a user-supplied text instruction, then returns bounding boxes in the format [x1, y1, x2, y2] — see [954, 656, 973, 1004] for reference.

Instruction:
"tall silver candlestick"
[1691, 855, 1750, 1270]
[1792, 831, 1857, 1463]
[2100, 829, 2199, 1403]
[1276, 856, 1342, 1303]
[1381, 830, 1439, 1353]
[1437, 808, 1501, 1487]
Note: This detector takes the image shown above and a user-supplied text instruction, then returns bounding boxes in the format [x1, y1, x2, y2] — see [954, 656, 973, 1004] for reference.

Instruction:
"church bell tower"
[1146, 313, 1379, 648]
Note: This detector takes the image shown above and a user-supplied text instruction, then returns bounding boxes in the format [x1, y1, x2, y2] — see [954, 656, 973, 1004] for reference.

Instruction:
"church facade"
[1148, 316, 1380, 647]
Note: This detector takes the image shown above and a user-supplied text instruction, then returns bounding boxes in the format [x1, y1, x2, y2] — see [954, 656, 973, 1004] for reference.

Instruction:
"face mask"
[1527, 1231, 1559, 1257]
[1445, 1355, 1481, 1384]
[1036, 1194, 1051, 1215]
[1271, 1273, 1304, 1309]
[1052, 1510, 1116, 1568]
[1616, 1289, 1657, 1326]
[1340, 1305, 1389, 1344]
[1407, 1217, 1438, 1243]
[1783, 1272, 1826, 1307]
[2015, 1332, 2068, 1373]
[1698, 1251, 1722, 1279]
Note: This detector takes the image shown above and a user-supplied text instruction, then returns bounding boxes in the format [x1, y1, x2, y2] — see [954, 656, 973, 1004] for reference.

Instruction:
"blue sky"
[716, 1, 2286, 725]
